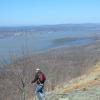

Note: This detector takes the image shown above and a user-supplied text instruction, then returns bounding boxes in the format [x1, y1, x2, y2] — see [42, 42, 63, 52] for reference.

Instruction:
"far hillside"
[0, 24, 100, 38]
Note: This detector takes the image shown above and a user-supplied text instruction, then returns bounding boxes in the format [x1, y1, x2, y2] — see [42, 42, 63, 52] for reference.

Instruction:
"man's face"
[36, 70, 38, 73]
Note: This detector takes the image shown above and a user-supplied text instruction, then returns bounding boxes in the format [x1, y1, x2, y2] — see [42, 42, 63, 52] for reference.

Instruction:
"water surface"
[0, 30, 97, 61]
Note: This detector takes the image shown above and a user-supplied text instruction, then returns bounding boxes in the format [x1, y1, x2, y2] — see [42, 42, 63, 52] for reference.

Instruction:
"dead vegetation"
[63, 62, 100, 93]
[0, 42, 100, 100]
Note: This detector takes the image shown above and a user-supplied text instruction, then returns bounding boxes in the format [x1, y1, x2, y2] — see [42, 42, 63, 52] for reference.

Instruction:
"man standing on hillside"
[31, 68, 46, 100]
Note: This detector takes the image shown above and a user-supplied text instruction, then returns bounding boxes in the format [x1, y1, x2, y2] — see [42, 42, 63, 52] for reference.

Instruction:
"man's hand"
[31, 81, 34, 84]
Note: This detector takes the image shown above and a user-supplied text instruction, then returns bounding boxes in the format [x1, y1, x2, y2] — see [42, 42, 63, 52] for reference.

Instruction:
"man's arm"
[31, 74, 38, 84]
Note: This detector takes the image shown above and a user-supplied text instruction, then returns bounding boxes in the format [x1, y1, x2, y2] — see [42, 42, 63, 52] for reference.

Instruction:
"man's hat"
[36, 68, 40, 71]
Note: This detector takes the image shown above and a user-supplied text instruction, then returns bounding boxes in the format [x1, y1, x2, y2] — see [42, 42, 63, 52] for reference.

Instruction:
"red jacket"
[31, 71, 46, 84]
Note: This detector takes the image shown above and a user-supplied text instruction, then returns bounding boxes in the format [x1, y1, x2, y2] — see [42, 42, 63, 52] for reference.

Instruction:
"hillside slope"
[46, 63, 100, 100]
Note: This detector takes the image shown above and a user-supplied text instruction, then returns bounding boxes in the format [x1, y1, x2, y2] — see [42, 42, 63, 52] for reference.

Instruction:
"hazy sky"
[0, 0, 100, 26]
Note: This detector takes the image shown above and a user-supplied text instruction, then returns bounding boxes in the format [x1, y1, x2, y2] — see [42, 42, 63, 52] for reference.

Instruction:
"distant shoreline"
[0, 24, 100, 63]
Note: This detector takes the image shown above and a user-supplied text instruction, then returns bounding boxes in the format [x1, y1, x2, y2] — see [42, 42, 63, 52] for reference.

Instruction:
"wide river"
[0, 30, 97, 61]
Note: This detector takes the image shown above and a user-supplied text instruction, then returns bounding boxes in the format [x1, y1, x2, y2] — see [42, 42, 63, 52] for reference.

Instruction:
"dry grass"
[63, 63, 100, 93]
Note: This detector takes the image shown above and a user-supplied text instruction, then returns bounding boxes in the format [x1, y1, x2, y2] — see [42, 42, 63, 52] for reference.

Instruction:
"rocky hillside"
[46, 63, 100, 100]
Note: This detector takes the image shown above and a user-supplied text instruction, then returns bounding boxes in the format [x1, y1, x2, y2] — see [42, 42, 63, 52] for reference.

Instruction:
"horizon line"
[0, 23, 100, 27]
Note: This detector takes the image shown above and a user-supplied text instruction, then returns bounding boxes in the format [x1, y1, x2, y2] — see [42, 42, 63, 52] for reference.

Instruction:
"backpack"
[39, 72, 46, 83]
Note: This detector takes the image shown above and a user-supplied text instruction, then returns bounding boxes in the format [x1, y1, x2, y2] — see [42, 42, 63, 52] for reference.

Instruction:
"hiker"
[31, 68, 46, 100]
